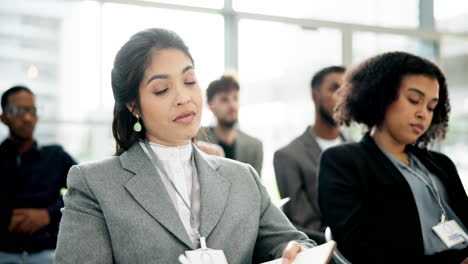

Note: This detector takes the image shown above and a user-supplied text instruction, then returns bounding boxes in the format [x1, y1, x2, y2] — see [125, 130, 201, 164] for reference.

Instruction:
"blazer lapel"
[120, 143, 195, 249]
[409, 147, 451, 187]
[361, 134, 413, 186]
[193, 146, 231, 239]
[302, 127, 322, 163]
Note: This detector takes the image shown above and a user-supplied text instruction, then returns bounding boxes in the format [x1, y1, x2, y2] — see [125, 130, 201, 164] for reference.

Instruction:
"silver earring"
[133, 114, 142, 132]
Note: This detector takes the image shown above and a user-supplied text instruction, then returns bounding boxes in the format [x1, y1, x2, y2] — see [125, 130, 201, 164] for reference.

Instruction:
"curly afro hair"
[334, 51, 450, 146]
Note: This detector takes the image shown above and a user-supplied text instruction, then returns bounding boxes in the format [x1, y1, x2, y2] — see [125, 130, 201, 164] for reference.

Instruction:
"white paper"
[182, 249, 228, 264]
[261, 241, 336, 264]
[273, 197, 291, 209]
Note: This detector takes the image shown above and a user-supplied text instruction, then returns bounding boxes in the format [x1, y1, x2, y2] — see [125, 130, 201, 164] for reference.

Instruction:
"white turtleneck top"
[140, 141, 201, 246]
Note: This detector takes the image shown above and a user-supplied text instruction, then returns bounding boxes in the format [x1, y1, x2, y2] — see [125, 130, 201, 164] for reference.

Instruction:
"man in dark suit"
[0, 86, 76, 263]
[199, 74, 263, 175]
[274, 66, 346, 243]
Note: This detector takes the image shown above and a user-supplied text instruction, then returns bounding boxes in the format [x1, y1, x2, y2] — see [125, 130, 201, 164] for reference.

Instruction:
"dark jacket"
[0, 139, 76, 252]
[318, 134, 468, 263]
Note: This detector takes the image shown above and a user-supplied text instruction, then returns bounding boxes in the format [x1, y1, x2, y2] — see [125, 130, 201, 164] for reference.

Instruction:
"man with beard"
[199, 74, 263, 175]
[274, 66, 346, 244]
[0, 86, 76, 263]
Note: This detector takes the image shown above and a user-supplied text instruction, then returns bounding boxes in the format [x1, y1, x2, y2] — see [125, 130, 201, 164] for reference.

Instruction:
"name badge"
[183, 249, 228, 264]
[178, 237, 228, 264]
[432, 220, 467, 248]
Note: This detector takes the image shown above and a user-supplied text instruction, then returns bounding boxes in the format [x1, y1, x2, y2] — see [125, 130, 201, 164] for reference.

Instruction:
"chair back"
[324, 227, 352, 264]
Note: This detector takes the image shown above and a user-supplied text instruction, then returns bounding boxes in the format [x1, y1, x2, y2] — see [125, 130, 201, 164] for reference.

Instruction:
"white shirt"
[315, 136, 343, 151]
[140, 141, 201, 246]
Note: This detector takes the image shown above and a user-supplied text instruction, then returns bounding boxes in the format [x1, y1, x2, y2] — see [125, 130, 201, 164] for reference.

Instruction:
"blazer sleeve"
[254, 141, 263, 176]
[318, 147, 382, 262]
[432, 152, 468, 225]
[55, 165, 113, 264]
[250, 165, 316, 263]
[47, 148, 78, 231]
[273, 150, 324, 242]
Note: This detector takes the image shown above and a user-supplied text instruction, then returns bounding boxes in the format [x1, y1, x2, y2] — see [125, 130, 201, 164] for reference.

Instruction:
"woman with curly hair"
[318, 51, 468, 263]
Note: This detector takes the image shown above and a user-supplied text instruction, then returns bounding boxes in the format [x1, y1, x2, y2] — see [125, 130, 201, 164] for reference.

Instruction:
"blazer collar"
[359, 133, 449, 185]
[301, 126, 322, 160]
[120, 142, 229, 249]
[360, 133, 410, 186]
[193, 145, 231, 239]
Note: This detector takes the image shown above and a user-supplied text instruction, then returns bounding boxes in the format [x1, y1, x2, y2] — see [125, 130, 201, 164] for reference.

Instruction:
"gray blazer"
[273, 127, 345, 244]
[55, 143, 313, 263]
[198, 127, 263, 176]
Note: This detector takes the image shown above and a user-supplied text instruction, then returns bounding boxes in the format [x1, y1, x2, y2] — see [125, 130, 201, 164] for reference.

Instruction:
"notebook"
[261, 241, 336, 264]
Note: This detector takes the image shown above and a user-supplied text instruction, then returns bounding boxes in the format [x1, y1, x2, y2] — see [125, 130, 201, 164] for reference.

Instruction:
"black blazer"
[318, 134, 468, 263]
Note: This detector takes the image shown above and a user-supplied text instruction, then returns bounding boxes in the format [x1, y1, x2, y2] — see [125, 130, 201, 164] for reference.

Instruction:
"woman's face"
[136, 48, 202, 146]
[379, 74, 439, 145]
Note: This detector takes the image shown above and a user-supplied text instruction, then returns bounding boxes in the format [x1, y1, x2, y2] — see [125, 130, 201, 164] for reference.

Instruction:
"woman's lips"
[411, 124, 424, 134]
[174, 112, 195, 124]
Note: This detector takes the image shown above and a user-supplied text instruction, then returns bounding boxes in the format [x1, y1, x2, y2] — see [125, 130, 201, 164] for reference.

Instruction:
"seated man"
[0, 86, 76, 263]
[274, 66, 346, 244]
[199, 74, 263, 175]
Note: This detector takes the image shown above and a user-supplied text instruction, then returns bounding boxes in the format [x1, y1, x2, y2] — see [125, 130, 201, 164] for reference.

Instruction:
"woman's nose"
[175, 88, 191, 105]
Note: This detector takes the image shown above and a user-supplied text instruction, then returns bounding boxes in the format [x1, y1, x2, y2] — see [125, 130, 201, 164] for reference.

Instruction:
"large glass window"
[101, 2, 224, 111]
[435, 0, 468, 33]
[234, 0, 418, 28]
[145, 0, 223, 9]
[0, 1, 225, 162]
[63, 2, 225, 161]
[2, 0, 468, 193]
[352, 32, 437, 64]
[0, 0, 72, 143]
[439, 36, 468, 190]
[236, 19, 342, 196]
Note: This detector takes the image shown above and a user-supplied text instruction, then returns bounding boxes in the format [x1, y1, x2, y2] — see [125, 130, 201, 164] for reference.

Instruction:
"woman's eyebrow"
[407, 88, 438, 102]
[146, 65, 193, 85]
[146, 74, 169, 85]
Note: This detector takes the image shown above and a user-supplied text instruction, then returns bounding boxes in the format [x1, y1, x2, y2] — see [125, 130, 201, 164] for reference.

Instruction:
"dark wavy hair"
[111, 28, 193, 155]
[335, 51, 450, 146]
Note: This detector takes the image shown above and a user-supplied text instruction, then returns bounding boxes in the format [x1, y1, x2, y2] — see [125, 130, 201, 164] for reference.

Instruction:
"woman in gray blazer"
[54, 28, 315, 264]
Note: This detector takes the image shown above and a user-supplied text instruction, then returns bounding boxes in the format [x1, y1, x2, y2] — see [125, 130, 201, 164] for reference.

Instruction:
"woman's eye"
[154, 88, 168, 95]
[408, 98, 419, 104]
[185, 81, 196, 85]
[428, 104, 437, 112]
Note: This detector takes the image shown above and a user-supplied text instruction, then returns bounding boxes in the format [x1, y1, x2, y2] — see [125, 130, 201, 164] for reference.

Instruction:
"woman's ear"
[125, 101, 138, 116]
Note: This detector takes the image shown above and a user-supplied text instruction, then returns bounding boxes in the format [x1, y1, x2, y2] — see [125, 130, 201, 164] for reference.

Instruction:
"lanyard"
[143, 140, 202, 245]
[403, 155, 448, 223]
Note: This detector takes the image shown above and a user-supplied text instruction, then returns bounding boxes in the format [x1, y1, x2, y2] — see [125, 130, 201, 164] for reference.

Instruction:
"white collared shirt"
[140, 141, 201, 246]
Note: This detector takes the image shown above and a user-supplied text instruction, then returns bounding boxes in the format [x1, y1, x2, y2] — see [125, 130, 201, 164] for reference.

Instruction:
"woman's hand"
[281, 241, 303, 264]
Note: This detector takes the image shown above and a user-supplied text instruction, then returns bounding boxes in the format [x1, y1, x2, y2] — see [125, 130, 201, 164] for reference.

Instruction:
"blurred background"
[1, 0, 468, 197]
